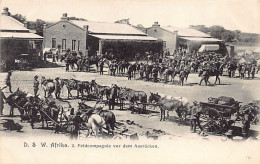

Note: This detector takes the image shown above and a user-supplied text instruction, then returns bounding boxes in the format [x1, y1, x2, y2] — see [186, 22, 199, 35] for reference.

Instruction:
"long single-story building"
[146, 22, 226, 55]
[44, 13, 162, 59]
[0, 8, 43, 71]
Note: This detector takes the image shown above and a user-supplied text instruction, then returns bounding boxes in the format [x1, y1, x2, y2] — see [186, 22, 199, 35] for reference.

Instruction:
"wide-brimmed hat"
[34, 75, 38, 79]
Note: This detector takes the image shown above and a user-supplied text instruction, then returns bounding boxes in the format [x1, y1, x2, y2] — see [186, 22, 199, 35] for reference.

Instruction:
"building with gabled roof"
[146, 22, 224, 54]
[44, 13, 161, 58]
[0, 7, 43, 71]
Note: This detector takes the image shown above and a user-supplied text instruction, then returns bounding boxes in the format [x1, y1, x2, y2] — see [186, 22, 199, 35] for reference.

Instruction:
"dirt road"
[1, 65, 260, 140]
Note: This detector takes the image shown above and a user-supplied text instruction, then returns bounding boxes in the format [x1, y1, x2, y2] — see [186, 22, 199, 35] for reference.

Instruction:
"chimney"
[61, 13, 68, 21]
[2, 7, 11, 16]
[152, 21, 160, 27]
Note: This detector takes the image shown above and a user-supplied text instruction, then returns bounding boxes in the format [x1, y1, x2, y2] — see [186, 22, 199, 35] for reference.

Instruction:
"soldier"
[247, 64, 252, 79]
[241, 109, 254, 140]
[99, 60, 104, 75]
[179, 70, 185, 86]
[189, 101, 198, 133]
[33, 75, 40, 97]
[139, 63, 144, 80]
[109, 84, 118, 110]
[251, 64, 256, 79]
[0, 87, 7, 115]
[152, 66, 158, 82]
[23, 97, 34, 128]
[199, 67, 208, 86]
[66, 109, 83, 139]
[241, 64, 246, 79]
[127, 64, 132, 80]
[5, 71, 12, 93]
[54, 77, 61, 99]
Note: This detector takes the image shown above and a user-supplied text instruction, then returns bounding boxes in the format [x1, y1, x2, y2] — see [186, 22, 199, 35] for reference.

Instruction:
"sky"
[1, 0, 260, 33]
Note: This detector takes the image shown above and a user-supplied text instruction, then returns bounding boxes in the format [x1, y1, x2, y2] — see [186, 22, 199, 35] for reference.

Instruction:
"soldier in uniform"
[109, 84, 118, 110]
[247, 64, 252, 79]
[241, 108, 254, 140]
[66, 109, 83, 139]
[251, 64, 256, 79]
[189, 101, 199, 133]
[139, 63, 144, 80]
[241, 64, 246, 79]
[54, 77, 61, 99]
[33, 75, 40, 97]
[5, 71, 12, 93]
[199, 66, 208, 86]
[99, 60, 104, 75]
[0, 87, 7, 115]
[23, 97, 35, 128]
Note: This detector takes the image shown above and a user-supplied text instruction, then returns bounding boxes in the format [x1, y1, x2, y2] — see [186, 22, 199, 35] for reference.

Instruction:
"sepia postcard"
[0, 0, 260, 163]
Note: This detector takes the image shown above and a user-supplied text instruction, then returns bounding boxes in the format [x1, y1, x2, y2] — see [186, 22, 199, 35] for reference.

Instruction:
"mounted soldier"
[33, 75, 40, 97]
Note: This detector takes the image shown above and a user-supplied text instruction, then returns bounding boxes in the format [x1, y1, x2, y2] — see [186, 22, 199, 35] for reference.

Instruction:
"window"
[62, 39, 66, 50]
[78, 41, 80, 51]
[72, 40, 76, 51]
[52, 38, 56, 48]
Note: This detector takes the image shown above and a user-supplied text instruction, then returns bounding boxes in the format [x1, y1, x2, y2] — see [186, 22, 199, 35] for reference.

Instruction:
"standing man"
[6, 71, 12, 93]
[99, 60, 104, 75]
[0, 87, 7, 115]
[54, 77, 61, 99]
[251, 64, 256, 79]
[109, 84, 118, 110]
[33, 75, 40, 97]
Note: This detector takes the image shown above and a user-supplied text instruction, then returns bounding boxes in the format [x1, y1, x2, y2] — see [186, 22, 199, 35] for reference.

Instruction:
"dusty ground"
[1, 61, 260, 141]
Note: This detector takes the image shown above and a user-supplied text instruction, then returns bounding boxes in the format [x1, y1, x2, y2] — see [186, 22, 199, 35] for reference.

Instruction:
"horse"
[148, 92, 187, 121]
[82, 113, 105, 137]
[60, 78, 80, 98]
[118, 87, 147, 113]
[90, 80, 110, 101]
[199, 68, 221, 85]
[41, 77, 55, 98]
[96, 109, 116, 135]
[5, 88, 28, 118]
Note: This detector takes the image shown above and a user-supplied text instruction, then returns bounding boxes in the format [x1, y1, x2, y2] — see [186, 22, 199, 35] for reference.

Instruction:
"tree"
[209, 25, 225, 39]
[220, 30, 236, 42]
[35, 19, 46, 36]
[11, 14, 26, 23]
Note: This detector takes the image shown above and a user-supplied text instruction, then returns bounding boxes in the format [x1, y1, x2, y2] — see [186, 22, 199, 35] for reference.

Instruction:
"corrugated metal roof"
[0, 15, 29, 31]
[162, 26, 211, 38]
[70, 20, 146, 35]
[89, 34, 157, 41]
[0, 32, 43, 39]
[179, 37, 222, 42]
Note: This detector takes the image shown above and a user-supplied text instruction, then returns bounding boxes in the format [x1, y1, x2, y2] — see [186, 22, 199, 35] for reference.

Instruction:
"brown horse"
[118, 87, 147, 113]
[90, 80, 110, 101]
[148, 92, 187, 121]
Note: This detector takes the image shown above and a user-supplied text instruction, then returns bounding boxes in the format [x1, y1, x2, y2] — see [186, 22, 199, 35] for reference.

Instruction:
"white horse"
[85, 114, 105, 137]
[41, 76, 55, 98]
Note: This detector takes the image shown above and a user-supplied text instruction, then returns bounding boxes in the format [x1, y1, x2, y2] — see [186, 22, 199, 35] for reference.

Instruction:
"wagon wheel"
[201, 108, 227, 135]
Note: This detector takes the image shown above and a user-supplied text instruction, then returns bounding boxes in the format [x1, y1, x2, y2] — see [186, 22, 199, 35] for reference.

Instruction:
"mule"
[41, 77, 55, 98]
[148, 92, 187, 121]
[82, 113, 105, 137]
